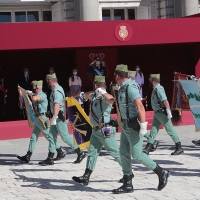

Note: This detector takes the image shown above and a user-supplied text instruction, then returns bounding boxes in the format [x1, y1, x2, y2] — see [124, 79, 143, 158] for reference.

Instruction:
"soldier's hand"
[138, 120, 148, 136]
[26, 90, 33, 95]
[166, 108, 172, 119]
[80, 92, 85, 99]
[95, 88, 107, 95]
[51, 116, 58, 125]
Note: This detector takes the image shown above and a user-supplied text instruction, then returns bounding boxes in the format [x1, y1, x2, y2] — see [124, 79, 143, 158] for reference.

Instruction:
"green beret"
[36, 80, 43, 86]
[31, 80, 37, 86]
[128, 70, 136, 76]
[115, 64, 128, 72]
[150, 74, 160, 79]
[46, 73, 56, 80]
[94, 76, 105, 83]
[32, 80, 43, 86]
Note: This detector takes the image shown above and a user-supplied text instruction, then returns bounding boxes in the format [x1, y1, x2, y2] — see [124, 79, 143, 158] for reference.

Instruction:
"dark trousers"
[0, 106, 4, 121]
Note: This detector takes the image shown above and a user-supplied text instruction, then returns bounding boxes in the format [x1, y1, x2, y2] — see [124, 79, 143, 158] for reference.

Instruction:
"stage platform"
[0, 111, 194, 141]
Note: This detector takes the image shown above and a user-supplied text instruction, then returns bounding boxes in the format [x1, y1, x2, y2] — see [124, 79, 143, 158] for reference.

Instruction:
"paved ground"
[0, 125, 200, 200]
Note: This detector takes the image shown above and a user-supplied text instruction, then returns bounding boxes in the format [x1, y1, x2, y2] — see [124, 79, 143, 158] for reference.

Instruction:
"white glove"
[80, 92, 85, 99]
[51, 116, 58, 125]
[138, 120, 148, 136]
[95, 88, 107, 95]
[26, 90, 32, 95]
[166, 108, 172, 119]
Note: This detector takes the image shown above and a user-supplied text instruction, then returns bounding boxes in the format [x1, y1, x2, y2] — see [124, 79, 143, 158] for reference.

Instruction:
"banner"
[66, 97, 92, 150]
[172, 72, 190, 110]
[18, 86, 34, 128]
[179, 80, 200, 131]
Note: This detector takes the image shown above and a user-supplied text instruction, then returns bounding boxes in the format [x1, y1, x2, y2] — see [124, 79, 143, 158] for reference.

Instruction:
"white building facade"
[0, 0, 199, 23]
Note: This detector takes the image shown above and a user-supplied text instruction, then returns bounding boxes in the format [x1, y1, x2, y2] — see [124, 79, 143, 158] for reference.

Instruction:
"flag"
[179, 79, 200, 131]
[66, 97, 92, 150]
[18, 86, 34, 128]
[172, 72, 190, 110]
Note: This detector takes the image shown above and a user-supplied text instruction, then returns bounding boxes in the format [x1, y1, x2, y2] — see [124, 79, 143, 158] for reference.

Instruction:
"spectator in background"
[19, 68, 33, 90]
[49, 67, 55, 75]
[135, 66, 144, 98]
[18, 68, 33, 119]
[69, 69, 83, 106]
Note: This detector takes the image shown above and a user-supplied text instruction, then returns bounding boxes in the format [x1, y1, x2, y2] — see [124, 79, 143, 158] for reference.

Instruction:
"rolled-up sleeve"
[128, 85, 141, 102]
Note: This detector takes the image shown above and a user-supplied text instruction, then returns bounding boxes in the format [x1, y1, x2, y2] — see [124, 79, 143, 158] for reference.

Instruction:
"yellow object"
[66, 97, 93, 150]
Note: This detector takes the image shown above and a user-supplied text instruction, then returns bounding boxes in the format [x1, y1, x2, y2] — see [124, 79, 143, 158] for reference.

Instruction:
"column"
[80, 0, 100, 21]
[182, 0, 199, 17]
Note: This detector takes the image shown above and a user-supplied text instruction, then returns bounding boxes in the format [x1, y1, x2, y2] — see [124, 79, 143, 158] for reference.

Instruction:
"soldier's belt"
[34, 112, 46, 117]
[93, 122, 111, 130]
[122, 119, 129, 123]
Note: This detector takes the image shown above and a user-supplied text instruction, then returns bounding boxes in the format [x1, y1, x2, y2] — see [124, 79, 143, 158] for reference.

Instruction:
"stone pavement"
[0, 125, 200, 200]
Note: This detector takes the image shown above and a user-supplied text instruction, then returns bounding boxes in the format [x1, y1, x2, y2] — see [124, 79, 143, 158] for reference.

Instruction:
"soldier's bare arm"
[134, 98, 145, 123]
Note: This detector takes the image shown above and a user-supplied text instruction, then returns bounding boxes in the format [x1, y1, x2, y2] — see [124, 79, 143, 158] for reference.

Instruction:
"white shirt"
[69, 76, 82, 86]
[24, 74, 29, 82]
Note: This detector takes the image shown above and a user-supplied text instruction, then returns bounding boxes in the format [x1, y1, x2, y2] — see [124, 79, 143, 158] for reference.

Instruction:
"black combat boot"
[192, 139, 200, 146]
[118, 173, 134, 183]
[153, 165, 170, 191]
[54, 147, 65, 161]
[17, 151, 32, 163]
[150, 140, 159, 152]
[72, 168, 92, 186]
[74, 148, 86, 164]
[143, 143, 153, 155]
[38, 152, 54, 166]
[171, 142, 184, 155]
[112, 175, 134, 194]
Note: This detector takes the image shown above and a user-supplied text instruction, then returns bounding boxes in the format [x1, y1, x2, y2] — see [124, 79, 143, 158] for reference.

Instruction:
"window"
[27, 11, 39, 22]
[102, 8, 135, 20]
[0, 12, 11, 22]
[15, 11, 39, 22]
[43, 11, 52, 21]
[15, 12, 26, 22]
[102, 10, 111, 21]
[114, 9, 125, 20]
[128, 9, 135, 20]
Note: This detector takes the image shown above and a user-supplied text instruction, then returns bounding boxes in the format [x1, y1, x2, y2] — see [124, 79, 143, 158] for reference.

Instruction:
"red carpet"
[0, 111, 194, 140]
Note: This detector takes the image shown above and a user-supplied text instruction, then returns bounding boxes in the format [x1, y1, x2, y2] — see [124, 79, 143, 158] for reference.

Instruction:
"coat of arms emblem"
[119, 26, 128, 40]
[86, 53, 108, 82]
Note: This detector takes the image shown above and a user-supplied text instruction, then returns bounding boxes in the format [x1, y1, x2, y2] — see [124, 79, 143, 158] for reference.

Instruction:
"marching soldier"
[72, 76, 123, 186]
[128, 70, 160, 152]
[112, 65, 170, 194]
[143, 74, 184, 155]
[45, 73, 86, 163]
[17, 80, 56, 165]
[128, 70, 136, 81]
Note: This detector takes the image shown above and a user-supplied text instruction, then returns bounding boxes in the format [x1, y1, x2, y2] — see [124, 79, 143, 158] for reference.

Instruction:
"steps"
[0, 111, 193, 140]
